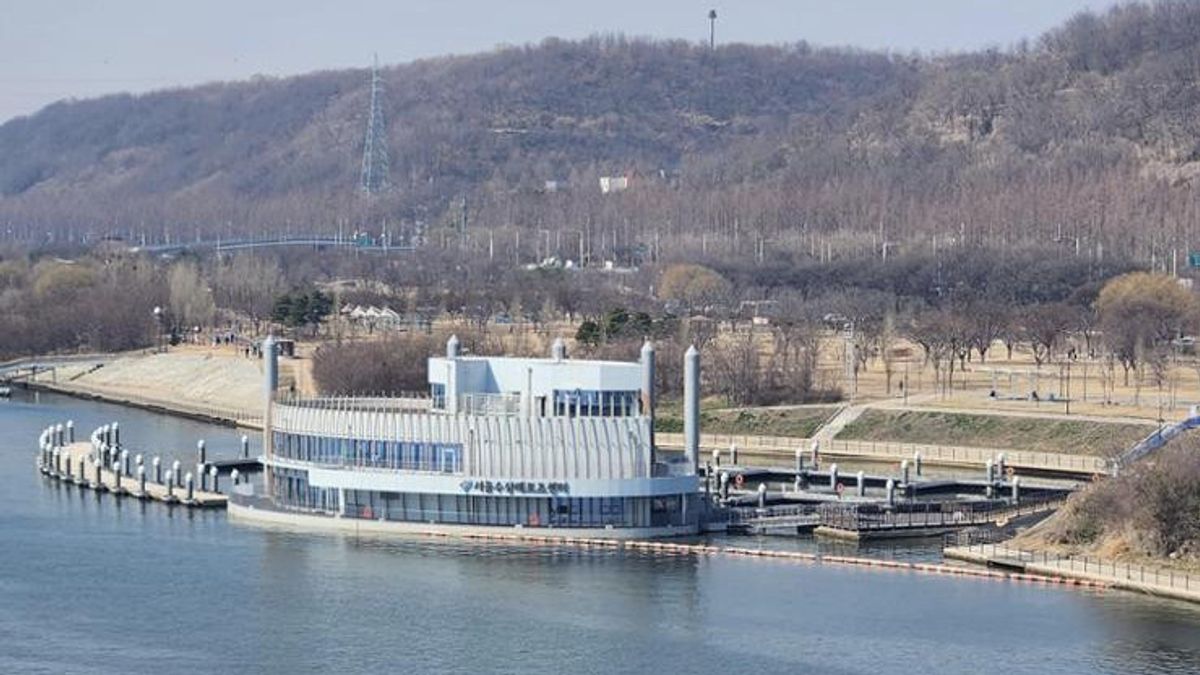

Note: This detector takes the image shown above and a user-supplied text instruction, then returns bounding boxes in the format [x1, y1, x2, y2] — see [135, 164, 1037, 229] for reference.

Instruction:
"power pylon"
[359, 55, 390, 195]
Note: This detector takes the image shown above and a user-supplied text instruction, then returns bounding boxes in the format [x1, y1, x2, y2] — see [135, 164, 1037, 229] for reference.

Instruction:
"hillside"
[1, 1, 1198, 264]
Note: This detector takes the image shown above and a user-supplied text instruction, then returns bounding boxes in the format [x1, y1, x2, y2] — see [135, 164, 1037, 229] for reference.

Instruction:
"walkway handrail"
[960, 543, 1198, 593]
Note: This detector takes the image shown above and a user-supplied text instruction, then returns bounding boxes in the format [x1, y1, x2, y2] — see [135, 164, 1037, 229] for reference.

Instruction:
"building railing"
[458, 393, 521, 416]
[955, 543, 1198, 593]
[276, 395, 431, 413]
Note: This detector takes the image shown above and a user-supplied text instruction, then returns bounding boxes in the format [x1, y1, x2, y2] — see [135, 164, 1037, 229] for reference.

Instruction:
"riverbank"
[19, 346, 277, 429]
[945, 543, 1200, 604]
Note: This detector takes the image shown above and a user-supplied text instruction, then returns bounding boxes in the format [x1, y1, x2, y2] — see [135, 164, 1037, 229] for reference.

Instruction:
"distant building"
[599, 175, 630, 194]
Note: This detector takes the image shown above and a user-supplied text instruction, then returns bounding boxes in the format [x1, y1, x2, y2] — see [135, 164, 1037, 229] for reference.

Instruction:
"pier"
[34, 421, 254, 508]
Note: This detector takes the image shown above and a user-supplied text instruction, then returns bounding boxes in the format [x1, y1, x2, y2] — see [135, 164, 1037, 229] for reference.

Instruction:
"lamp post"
[708, 9, 717, 50]
[152, 306, 164, 353]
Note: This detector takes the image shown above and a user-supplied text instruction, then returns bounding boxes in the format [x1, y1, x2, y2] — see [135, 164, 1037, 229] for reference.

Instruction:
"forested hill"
[1, 1, 1198, 261]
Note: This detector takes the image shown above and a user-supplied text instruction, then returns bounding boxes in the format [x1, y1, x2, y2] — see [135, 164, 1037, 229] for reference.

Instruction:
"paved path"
[945, 543, 1200, 604]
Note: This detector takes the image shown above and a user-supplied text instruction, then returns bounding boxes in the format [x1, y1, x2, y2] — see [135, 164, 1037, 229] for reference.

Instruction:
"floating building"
[228, 336, 702, 538]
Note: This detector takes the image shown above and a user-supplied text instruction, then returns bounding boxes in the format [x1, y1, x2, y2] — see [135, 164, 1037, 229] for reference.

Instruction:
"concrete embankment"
[22, 347, 268, 429]
[945, 543, 1200, 604]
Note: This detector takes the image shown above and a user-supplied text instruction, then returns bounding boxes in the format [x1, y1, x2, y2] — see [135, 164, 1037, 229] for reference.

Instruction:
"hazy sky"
[1, 0, 1121, 123]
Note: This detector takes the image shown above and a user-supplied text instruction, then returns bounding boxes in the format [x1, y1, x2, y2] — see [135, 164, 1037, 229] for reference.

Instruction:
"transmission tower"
[359, 55, 391, 195]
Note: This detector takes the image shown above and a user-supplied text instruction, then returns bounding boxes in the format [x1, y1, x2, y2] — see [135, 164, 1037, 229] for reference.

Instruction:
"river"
[2, 390, 1199, 674]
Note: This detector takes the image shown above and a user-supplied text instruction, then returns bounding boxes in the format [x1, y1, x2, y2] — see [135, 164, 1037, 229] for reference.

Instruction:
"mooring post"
[66, 420, 75, 444]
[112, 459, 122, 493]
[209, 465, 219, 494]
[153, 457, 162, 484]
[172, 461, 182, 487]
[165, 471, 175, 499]
[901, 459, 910, 484]
[719, 472, 730, 501]
[111, 422, 119, 448]
[185, 472, 194, 503]
[829, 463, 839, 490]
[231, 469, 240, 486]
[198, 464, 207, 492]
[757, 483, 767, 509]
[55, 423, 64, 448]
[1011, 476, 1020, 504]
[886, 478, 896, 507]
[121, 450, 130, 477]
[241, 435, 249, 459]
[52, 447, 60, 476]
[914, 451, 922, 477]
[197, 440, 206, 466]
[856, 471, 866, 497]
[137, 465, 146, 496]
[64, 455, 71, 480]
[93, 458, 103, 489]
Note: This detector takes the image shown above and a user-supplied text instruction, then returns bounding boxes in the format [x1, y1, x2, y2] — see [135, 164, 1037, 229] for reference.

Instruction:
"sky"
[0, 0, 1122, 123]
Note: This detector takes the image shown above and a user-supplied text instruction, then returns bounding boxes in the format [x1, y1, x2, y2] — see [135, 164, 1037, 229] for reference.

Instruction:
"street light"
[708, 10, 717, 50]
[152, 306, 164, 353]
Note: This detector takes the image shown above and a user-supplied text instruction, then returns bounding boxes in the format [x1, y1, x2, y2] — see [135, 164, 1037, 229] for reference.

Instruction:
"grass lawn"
[656, 405, 836, 438]
[836, 409, 1156, 456]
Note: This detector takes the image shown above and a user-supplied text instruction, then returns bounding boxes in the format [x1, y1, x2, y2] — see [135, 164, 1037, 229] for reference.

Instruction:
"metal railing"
[958, 543, 1198, 593]
[277, 395, 431, 413]
[817, 497, 1064, 533]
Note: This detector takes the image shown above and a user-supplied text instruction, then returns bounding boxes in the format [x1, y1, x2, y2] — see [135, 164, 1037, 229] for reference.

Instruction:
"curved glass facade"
[267, 466, 694, 529]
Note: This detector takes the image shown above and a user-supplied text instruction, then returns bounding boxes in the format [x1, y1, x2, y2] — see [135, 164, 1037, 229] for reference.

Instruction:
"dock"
[36, 422, 232, 508]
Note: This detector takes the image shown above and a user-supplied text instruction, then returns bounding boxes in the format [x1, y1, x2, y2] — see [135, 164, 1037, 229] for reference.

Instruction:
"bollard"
[757, 483, 767, 509]
[210, 466, 220, 494]
[198, 464, 208, 492]
[172, 461, 182, 487]
[185, 473, 195, 502]
[730, 443, 738, 466]
[52, 448, 60, 476]
[231, 469, 240, 486]
[241, 435, 250, 459]
[885, 479, 896, 507]
[67, 420, 75, 443]
[712, 449, 720, 468]
[901, 459, 910, 484]
[64, 455, 71, 480]
[94, 458, 103, 489]
[121, 450, 130, 477]
[914, 451, 922, 477]
[829, 463, 839, 490]
[113, 459, 122, 493]
[856, 471, 866, 497]
[197, 440, 206, 465]
[1011, 476, 1020, 504]
[719, 472, 730, 501]
[99, 424, 109, 449]
[165, 471, 175, 499]
[153, 457, 162, 484]
[135, 454, 143, 472]
[137, 466, 146, 496]
[111, 422, 119, 447]
[55, 423, 64, 447]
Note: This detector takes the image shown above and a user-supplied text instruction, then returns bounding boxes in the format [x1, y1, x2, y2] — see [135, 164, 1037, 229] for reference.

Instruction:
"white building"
[229, 336, 703, 539]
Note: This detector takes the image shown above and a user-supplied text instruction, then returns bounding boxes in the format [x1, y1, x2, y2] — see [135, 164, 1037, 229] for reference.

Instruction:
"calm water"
[3, 390, 1200, 674]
